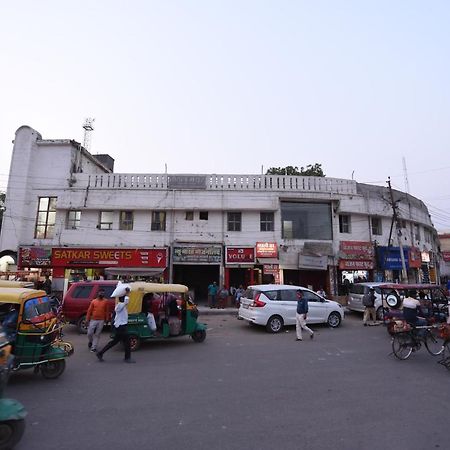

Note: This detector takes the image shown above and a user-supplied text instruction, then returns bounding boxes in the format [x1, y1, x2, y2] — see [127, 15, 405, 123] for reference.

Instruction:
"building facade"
[0, 126, 441, 298]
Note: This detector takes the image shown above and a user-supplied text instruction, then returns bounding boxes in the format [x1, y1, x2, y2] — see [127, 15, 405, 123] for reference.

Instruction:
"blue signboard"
[377, 247, 410, 270]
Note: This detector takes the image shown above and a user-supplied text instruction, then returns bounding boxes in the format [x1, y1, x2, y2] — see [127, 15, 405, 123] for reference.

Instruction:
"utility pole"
[387, 177, 408, 282]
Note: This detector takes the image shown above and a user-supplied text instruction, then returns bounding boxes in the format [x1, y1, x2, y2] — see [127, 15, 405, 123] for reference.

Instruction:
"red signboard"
[19, 247, 52, 267]
[256, 242, 278, 258]
[409, 247, 422, 268]
[339, 241, 374, 258]
[226, 247, 255, 264]
[339, 259, 374, 270]
[51, 248, 167, 268]
[443, 251, 450, 262]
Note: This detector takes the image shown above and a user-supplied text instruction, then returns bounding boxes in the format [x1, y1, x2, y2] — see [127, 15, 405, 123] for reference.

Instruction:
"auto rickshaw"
[0, 288, 73, 379]
[0, 281, 35, 289]
[116, 283, 207, 351]
[0, 325, 26, 449]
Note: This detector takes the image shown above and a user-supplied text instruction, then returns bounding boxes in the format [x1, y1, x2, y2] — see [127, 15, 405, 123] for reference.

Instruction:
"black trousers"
[98, 324, 131, 360]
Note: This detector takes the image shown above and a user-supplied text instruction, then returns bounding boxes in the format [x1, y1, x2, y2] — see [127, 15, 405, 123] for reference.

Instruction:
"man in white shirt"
[402, 290, 427, 328]
[96, 287, 135, 363]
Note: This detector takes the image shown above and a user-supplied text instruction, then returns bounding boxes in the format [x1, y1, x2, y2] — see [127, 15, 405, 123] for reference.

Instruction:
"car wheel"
[386, 292, 401, 308]
[266, 315, 284, 333]
[376, 307, 384, 321]
[129, 335, 140, 352]
[327, 312, 341, 328]
[0, 419, 25, 449]
[41, 359, 66, 379]
[191, 329, 206, 343]
[76, 315, 88, 334]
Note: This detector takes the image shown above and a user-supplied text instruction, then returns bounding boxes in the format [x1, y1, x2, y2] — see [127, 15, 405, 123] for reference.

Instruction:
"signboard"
[172, 246, 222, 264]
[167, 175, 206, 190]
[339, 259, 374, 270]
[298, 254, 328, 270]
[256, 242, 278, 258]
[339, 241, 374, 258]
[409, 247, 422, 269]
[443, 251, 450, 262]
[377, 247, 409, 270]
[225, 247, 255, 265]
[51, 248, 167, 268]
[19, 247, 52, 267]
[263, 264, 280, 283]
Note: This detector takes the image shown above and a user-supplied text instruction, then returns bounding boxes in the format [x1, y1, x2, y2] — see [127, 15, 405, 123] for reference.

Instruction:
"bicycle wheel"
[425, 329, 444, 356]
[392, 333, 413, 360]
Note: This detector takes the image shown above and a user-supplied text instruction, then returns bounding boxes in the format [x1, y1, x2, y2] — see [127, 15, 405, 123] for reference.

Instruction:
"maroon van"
[62, 280, 118, 333]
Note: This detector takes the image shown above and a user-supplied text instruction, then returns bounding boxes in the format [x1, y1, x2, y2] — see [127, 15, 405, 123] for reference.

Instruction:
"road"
[8, 311, 450, 450]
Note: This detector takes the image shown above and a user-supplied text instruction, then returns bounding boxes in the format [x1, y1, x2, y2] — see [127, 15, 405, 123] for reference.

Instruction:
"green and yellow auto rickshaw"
[0, 288, 73, 379]
[117, 282, 207, 351]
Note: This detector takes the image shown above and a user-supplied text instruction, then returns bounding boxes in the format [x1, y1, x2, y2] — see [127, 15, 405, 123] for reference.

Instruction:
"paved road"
[8, 312, 450, 450]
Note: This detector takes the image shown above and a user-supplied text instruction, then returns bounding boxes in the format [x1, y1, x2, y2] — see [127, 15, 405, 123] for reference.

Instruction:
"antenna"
[82, 118, 95, 152]
[402, 156, 410, 194]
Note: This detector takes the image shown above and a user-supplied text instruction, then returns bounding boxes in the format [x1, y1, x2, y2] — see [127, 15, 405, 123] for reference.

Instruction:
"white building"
[0, 126, 441, 298]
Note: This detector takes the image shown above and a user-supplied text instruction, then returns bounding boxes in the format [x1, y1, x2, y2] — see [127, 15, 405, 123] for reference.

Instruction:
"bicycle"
[391, 322, 444, 360]
[437, 324, 450, 371]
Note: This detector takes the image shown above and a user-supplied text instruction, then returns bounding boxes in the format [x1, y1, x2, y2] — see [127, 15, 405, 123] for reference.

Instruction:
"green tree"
[266, 164, 325, 177]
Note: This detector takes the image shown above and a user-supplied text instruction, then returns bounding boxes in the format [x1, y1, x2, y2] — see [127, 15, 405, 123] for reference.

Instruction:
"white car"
[238, 284, 344, 333]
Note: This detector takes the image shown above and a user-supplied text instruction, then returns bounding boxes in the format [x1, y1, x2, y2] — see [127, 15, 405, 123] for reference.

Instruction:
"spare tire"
[386, 292, 401, 308]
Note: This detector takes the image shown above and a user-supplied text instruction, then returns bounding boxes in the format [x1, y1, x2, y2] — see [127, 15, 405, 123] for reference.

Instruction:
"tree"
[266, 164, 325, 177]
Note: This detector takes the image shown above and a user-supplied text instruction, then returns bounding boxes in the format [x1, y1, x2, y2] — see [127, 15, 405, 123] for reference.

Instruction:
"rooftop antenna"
[402, 156, 410, 194]
[82, 118, 95, 152]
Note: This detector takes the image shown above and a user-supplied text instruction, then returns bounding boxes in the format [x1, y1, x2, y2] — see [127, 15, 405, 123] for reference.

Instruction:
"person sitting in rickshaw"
[403, 290, 427, 331]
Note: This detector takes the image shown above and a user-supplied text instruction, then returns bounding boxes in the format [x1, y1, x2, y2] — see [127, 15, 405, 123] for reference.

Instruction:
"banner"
[225, 247, 255, 264]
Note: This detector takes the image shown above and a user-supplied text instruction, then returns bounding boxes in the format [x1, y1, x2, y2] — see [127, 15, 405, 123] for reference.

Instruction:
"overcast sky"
[1, 1, 449, 230]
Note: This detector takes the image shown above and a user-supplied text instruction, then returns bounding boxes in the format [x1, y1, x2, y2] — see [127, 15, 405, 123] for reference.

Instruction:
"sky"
[1, 1, 449, 230]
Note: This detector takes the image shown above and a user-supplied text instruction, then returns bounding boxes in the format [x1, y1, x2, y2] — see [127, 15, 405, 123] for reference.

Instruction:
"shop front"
[171, 245, 222, 302]
[51, 247, 169, 294]
[224, 246, 256, 289]
[376, 246, 411, 282]
[255, 242, 280, 284]
[298, 254, 329, 292]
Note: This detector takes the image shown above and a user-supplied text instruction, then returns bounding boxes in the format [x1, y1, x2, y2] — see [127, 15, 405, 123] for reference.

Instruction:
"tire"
[0, 419, 25, 450]
[392, 333, 413, 360]
[376, 307, 384, 321]
[386, 292, 401, 308]
[191, 329, 206, 343]
[129, 335, 140, 352]
[76, 315, 88, 334]
[266, 315, 284, 333]
[41, 359, 66, 379]
[327, 312, 341, 328]
[424, 329, 444, 356]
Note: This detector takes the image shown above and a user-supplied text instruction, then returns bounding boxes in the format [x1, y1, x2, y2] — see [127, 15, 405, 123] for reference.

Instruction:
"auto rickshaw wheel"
[0, 419, 25, 450]
[41, 359, 66, 379]
[77, 315, 88, 334]
[129, 335, 140, 352]
[191, 329, 206, 343]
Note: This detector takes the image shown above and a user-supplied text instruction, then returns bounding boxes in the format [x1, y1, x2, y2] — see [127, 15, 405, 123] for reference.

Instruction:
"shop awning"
[257, 258, 279, 265]
[104, 267, 165, 277]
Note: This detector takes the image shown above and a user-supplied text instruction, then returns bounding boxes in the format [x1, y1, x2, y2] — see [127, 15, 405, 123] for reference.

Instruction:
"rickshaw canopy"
[0, 288, 47, 305]
[0, 280, 35, 289]
[128, 282, 189, 294]
[378, 283, 440, 291]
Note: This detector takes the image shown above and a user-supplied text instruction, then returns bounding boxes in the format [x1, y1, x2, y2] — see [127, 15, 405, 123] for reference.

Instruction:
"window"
[260, 212, 274, 232]
[261, 290, 279, 301]
[99, 211, 114, 230]
[99, 285, 116, 298]
[72, 286, 94, 299]
[339, 215, 351, 234]
[67, 210, 81, 230]
[151, 211, 166, 231]
[281, 202, 332, 240]
[227, 212, 242, 232]
[35, 197, 57, 239]
[301, 291, 321, 302]
[399, 219, 407, 229]
[119, 211, 134, 230]
[199, 211, 208, 220]
[185, 211, 194, 221]
[424, 228, 432, 243]
[279, 289, 298, 301]
[413, 223, 421, 242]
[371, 217, 382, 236]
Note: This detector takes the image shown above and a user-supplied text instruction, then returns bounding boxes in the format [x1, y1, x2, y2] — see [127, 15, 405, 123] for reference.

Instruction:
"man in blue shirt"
[296, 290, 314, 341]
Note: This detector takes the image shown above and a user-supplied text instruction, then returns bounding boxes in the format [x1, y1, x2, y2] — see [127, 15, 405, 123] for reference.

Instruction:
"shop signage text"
[172, 246, 222, 263]
[298, 254, 328, 270]
[339, 241, 374, 258]
[377, 247, 409, 270]
[226, 247, 255, 264]
[339, 259, 374, 270]
[19, 247, 52, 267]
[51, 248, 167, 267]
[256, 242, 278, 258]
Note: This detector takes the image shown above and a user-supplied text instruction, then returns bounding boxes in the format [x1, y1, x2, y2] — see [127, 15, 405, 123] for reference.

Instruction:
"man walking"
[207, 281, 218, 308]
[362, 287, 377, 326]
[96, 287, 135, 363]
[86, 289, 108, 352]
[295, 290, 314, 341]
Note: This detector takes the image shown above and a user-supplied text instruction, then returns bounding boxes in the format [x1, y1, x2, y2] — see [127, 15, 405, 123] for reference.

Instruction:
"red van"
[62, 280, 118, 333]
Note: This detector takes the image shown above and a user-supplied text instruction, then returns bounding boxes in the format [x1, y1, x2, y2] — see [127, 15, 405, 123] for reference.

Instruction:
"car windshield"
[23, 296, 52, 320]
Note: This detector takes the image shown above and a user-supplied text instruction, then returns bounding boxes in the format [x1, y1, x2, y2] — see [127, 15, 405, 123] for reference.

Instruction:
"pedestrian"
[42, 275, 52, 295]
[362, 287, 377, 326]
[218, 285, 229, 309]
[207, 281, 218, 308]
[86, 289, 108, 353]
[316, 287, 326, 298]
[295, 290, 314, 341]
[235, 285, 245, 308]
[96, 287, 135, 363]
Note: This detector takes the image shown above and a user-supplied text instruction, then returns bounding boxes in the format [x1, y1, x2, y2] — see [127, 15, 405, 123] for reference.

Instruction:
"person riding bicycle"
[402, 289, 427, 330]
